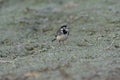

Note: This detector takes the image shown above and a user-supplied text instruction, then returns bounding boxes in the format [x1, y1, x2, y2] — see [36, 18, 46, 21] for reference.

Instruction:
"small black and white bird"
[52, 24, 69, 43]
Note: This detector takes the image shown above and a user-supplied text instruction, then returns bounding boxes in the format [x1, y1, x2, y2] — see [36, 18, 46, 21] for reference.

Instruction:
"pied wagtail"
[52, 24, 69, 43]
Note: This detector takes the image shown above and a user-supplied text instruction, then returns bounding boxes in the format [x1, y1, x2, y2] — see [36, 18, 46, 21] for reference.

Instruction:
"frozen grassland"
[0, 0, 120, 80]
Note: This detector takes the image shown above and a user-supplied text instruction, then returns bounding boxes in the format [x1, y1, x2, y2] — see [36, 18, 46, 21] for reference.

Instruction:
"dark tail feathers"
[52, 38, 56, 42]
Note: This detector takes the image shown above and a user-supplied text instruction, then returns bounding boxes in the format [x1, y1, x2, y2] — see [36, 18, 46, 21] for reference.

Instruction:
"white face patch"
[60, 28, 63, 31]
[60, 28, 63, 33]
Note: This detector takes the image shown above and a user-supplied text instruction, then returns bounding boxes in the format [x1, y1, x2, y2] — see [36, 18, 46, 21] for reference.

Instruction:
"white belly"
[56, 35, 68, 41]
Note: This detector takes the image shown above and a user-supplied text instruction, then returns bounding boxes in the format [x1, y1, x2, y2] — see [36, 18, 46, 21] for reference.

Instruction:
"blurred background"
[0, 0, 120, 80]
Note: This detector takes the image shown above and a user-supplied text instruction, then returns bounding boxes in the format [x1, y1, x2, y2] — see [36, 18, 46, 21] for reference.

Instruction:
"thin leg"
[59, 40, 61, 46]
[62, 41, 65, 45]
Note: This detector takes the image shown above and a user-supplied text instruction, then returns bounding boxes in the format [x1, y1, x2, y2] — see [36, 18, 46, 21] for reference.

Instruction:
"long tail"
[52, 38, 56, 42]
